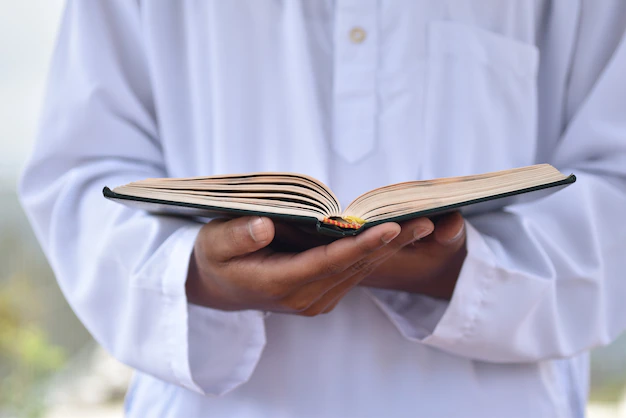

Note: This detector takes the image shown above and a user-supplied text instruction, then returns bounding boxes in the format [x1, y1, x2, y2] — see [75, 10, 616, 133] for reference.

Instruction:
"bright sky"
[0, 0, 65, 190]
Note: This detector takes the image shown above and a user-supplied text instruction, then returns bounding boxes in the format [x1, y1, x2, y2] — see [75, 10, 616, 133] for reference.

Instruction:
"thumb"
[200, 216, 275, 262]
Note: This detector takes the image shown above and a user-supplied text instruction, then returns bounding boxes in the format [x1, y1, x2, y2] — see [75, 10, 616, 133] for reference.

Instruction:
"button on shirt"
[20, 1, 626, 417]
[349, 27, 367, 44]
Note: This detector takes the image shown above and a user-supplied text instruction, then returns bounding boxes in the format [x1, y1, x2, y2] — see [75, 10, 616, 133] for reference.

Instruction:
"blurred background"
[1, 2, 625, 418]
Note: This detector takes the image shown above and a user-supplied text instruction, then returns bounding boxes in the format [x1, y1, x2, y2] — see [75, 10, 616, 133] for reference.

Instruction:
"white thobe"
[20, 1, 626, 417]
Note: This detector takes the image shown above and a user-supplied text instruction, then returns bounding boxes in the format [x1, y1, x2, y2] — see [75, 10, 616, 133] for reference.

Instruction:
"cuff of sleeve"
[365, 288, 450, 341]
[420, 219, 555, 362]
[159, 224, 267, 396]
[420, 220, 496, 347]
[185, 305, 267, 396]
[366, 221, 497, 347]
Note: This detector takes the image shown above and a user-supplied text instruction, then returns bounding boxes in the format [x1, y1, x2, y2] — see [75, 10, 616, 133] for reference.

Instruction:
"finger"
[283, 220, 424, 312]
[301, 238, 406, 316]
[398, 217, 435, 243]
[255, 223, 401, 308]
[200, 216, 275, 262]
[313, 225, 428, 314]
[282, 239, 395, 311]
[374, 213, 464, 273]
[282, 222, 401, 281]
[433, 212, 466, 252]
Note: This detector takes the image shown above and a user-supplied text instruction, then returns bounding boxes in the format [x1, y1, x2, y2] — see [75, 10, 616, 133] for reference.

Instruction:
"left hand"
[360, 212, 466, 300]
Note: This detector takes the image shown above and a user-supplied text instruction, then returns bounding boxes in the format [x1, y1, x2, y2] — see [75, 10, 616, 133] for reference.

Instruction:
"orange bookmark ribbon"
[322, 216, 366, 230]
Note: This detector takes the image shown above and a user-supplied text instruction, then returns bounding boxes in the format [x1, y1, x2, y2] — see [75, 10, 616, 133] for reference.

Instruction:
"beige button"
[349, 27, 367, 44]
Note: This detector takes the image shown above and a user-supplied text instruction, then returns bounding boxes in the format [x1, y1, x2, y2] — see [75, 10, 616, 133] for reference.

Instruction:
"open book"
[103, 164, 575, 237]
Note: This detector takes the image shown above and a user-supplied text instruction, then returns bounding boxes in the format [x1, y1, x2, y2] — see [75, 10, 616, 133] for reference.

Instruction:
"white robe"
[20, 1, 626, 416]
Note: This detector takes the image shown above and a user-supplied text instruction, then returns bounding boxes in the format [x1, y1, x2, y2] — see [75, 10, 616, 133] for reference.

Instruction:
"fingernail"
[248, 217, 269, 243]
[381, 230, 400, 244]
[445, 222, 465, 244]
[413, 227, 432, 241]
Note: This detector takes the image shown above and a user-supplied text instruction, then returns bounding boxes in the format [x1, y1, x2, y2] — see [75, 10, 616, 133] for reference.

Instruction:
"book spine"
[316, 220, 363, 238]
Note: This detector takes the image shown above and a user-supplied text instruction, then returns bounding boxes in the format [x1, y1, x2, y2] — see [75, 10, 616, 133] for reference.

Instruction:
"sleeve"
[367, 5, 626, 362]
[19, 0, 266, 394]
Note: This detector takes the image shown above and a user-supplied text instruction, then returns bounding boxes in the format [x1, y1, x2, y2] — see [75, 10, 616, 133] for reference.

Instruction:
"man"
[20, 1, 626, 417]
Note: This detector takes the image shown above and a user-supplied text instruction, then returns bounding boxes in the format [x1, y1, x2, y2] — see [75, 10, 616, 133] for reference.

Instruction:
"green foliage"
[0, 273, 67, 418]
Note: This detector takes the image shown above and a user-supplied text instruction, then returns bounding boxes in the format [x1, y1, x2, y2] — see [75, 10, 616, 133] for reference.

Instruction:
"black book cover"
[103, 174, 576, 238]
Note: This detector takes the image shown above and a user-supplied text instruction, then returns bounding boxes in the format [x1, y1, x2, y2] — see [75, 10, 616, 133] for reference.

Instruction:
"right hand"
[186, 216, 423, 316]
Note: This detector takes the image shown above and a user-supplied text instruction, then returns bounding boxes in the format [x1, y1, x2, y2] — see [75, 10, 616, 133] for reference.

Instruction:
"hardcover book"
[103, 164, 575, 237]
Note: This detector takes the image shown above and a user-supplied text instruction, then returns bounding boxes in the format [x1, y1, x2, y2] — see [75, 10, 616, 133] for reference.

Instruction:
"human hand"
[262, 213, 466, 300]
[360, 212, 467, 300]
[186, 216, 426, 316]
